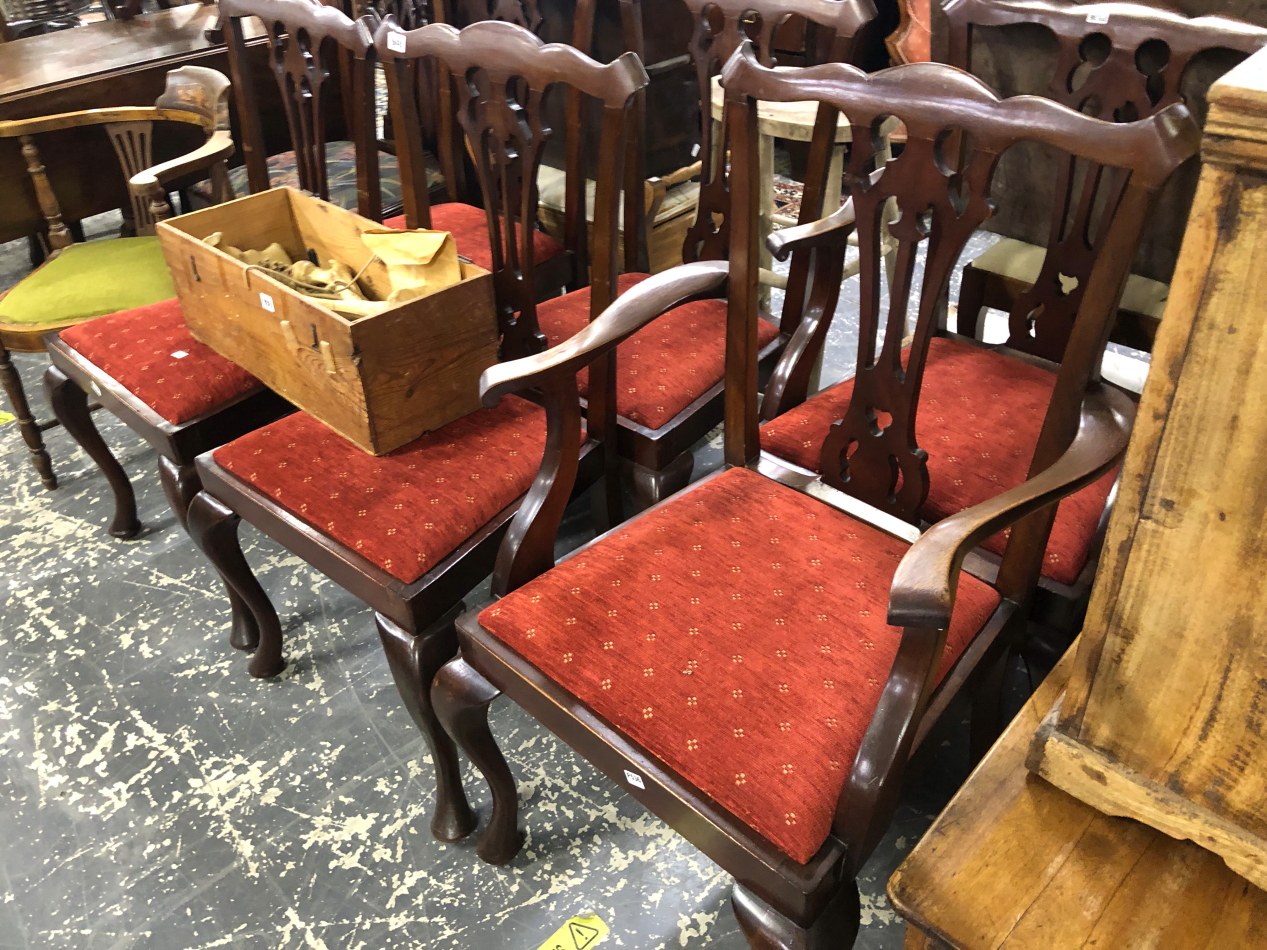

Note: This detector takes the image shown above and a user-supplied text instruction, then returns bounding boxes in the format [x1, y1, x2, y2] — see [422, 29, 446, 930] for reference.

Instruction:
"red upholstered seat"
[214, 396, 553, 583]
[479, 467, 1001, 864]
[759, 337, 1116, 586]
[383, 203, 564, 274]
[536, 273, 782, 431]
[59, 298, 259, 426]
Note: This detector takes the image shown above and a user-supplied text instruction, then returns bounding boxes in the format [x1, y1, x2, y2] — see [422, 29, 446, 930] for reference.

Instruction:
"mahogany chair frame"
[946, 0, 1267, 354]
[0, 66, 244, 495]
[426, 46, 1196, 947]
[936, 0, 1267, 625]
[184, 19, 647, 843]
[600, 0, 878, 508]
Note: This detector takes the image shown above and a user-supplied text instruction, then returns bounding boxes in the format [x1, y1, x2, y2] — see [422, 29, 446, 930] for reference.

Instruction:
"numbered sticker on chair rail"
[535, 913, 609, 950]
[259, 291, 275, 313]
[387, 31, 407, 52]
[1086, 10, 1109, 23]
[623, 769, 645, 790]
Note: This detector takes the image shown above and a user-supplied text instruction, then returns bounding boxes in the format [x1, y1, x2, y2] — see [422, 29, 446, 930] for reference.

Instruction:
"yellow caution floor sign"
[535, 913, 609, 950]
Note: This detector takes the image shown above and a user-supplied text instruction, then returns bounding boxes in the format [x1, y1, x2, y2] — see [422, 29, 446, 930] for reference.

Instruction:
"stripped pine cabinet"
[1027, 43, 1267, 892]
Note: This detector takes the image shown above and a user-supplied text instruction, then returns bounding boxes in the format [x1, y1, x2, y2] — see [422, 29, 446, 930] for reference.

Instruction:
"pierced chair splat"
[758, 1, 1249, 630]
[430, 44, 1196, 950]
[945, 0, 1267, 357]
[220, 0, 421, 220]
[183, 18, 647, 844]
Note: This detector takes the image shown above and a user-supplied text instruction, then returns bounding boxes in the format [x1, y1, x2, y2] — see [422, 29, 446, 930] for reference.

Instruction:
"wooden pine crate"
[157, 187, 498, 455]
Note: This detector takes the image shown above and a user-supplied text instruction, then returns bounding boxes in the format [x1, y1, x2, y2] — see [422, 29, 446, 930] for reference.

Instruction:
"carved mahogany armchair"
[756, 3, 1260, 633]
[182, 19, 645, 843]
[945, 0, 1267, 356]
[425, 45, 1196, 948]
[0, 66, 248, 497]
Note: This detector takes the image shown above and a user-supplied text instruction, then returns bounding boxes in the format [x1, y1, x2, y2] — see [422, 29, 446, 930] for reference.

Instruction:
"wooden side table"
[887, 642, 1267, 949]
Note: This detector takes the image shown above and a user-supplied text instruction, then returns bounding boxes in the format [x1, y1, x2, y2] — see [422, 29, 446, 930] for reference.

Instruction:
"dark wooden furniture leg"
[156, 454, 200, 530]
[432, 656, 524, 865]
[629, 451, 694, 510]
[377, 609, 478, 842]
[732, 881, 861, 950]
[6, 343, 57, 490]
[158, 455, 261, 652]
[43, 364, 137, 531]
[187, 490, 285, 677]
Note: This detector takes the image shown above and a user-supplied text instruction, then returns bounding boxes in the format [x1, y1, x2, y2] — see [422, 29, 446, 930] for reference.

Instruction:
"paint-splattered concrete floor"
[0, 215, 1060, 950]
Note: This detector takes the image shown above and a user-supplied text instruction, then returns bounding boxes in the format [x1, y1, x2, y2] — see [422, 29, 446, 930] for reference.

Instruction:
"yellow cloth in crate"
[362, 229, 462, 303]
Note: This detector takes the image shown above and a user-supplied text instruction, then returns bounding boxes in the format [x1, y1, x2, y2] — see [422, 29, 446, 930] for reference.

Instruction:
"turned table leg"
[2, 342, 56, 490]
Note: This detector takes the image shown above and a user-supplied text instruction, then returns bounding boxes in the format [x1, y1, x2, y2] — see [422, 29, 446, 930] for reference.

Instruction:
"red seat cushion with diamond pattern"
[536, 273, 782, 431]
[759, 337, 1115, 586]
[214, 396, 553, 583]
[383, 203, 563, 274]
[479, 466, 1001, 864]
[58, 298, 259, 426]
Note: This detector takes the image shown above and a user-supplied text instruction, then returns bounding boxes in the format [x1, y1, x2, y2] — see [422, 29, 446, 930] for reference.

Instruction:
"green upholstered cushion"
[0, 237, 175, 327]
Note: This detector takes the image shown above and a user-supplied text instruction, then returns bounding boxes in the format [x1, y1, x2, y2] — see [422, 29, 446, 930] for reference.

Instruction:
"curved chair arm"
[831, 383, 1132, 869]
[888, 382, 1135, 629]
[766, 164, 888, 262]
[0, 107, 209, 139]
[644, 159, 703, 221]
[130, 130, 236, 193]
[767, 197, 857, 262]
[480, 260, 730, 404]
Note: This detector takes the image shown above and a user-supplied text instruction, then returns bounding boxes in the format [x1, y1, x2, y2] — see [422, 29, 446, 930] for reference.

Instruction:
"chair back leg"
[432, 655, 524, 865]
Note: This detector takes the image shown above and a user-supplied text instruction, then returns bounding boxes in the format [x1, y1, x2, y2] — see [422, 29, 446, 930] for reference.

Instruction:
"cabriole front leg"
[159, 457, 260, 652]
[732, 880, 860, 950]
[43, 364, 135, 533]
[376, 610, 477, 843]
[186, 490, 284, 677]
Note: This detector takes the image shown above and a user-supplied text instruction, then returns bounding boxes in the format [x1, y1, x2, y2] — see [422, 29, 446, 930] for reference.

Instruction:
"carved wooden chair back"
[364, 0, 467, 203]
[722, 45, 1196, 596]
[221, 0, 385, 219]
[377, 18, 649, 359]
[942, 0, 1267, 362]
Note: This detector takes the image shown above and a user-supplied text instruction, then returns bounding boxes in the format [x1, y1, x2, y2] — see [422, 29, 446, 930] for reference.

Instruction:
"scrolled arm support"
[766, 164, 889, 262]
[479, 260, 729, 405]
[833, 623, 943, 872]
[766, 198, 858, 262]
[129, 130, 236, 194]
[887, 383, 1135, 630]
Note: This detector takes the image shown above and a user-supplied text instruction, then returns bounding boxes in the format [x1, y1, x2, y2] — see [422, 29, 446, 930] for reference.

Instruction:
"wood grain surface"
[890, 642, 1267, 949]
[1026, 46, 1267, 891]
[160, 188, 498, 455]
